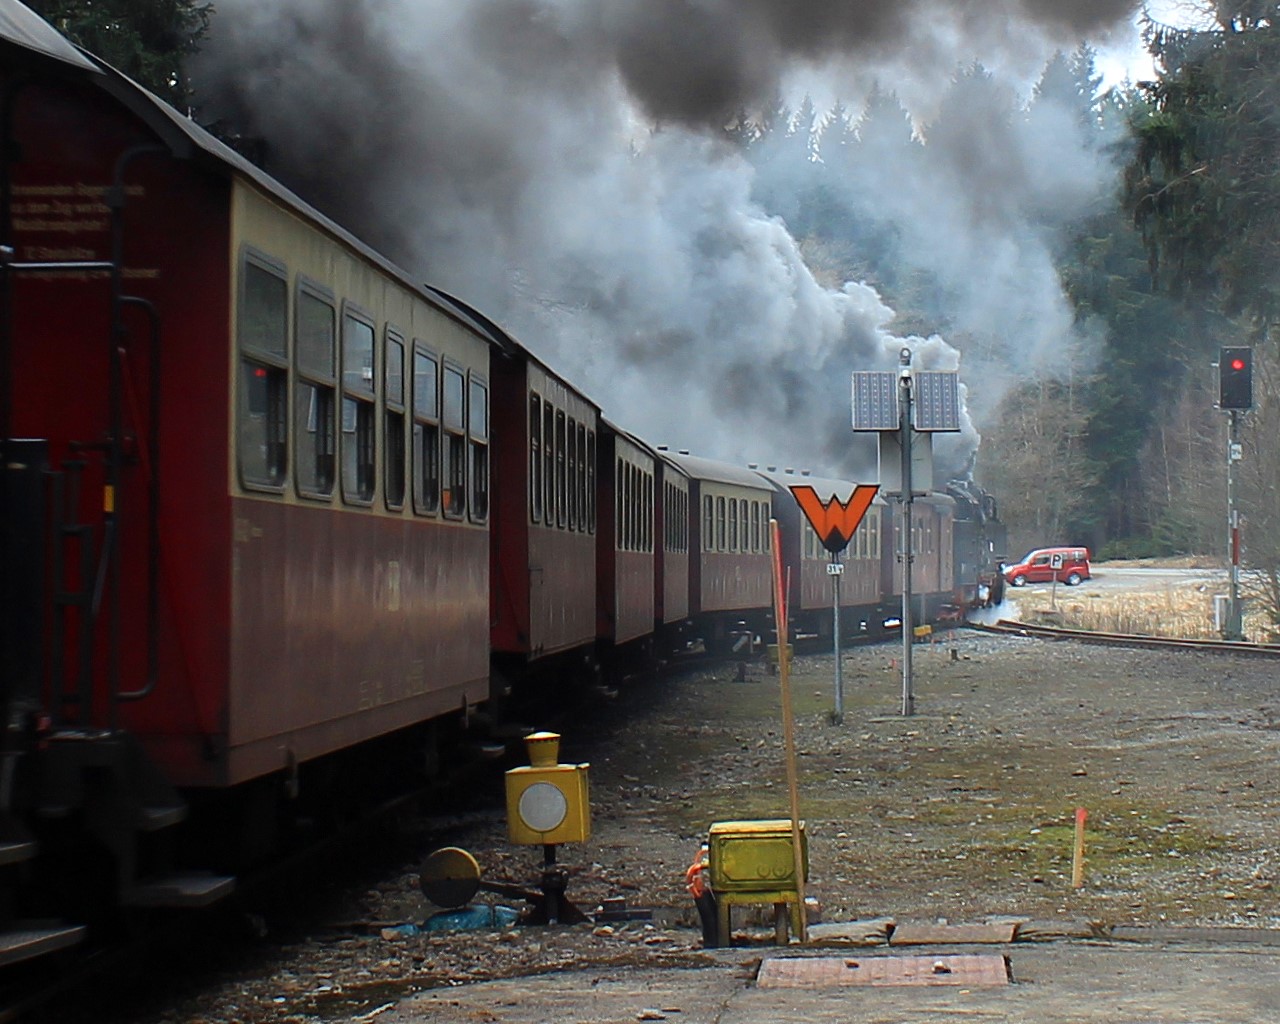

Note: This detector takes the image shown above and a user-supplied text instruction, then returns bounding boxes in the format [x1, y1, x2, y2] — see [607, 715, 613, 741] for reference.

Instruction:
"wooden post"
[1072, 807, 1087, 889]
[770, 519, 806, 941]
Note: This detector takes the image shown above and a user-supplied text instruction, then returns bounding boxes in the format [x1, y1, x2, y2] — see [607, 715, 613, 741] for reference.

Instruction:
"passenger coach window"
[469, 376, 489, 522]
[622, 464, 630, 549]
[628, 464, 637, 549]
[644, 472, 653, 552]
[669, 484, 683, 552]
[384, 332, 406, 509]
[567, 418, 578, 531]
[412, 347, 440, 514]
[576, 424, 587, 533]
[555, 410, 566, 528]
[615, 459, 624, 548]
[543, 404, 555, 527]
[442, 365, 466, 518]
[530, 394, 543, 523]
[716, 496, 727, 551]
[586, 429, 597, 533]
[703, 495, 713, 552]
[295, 285, 337, 497]
[341, 310, 376, 504]
[237, 256, 288, 489]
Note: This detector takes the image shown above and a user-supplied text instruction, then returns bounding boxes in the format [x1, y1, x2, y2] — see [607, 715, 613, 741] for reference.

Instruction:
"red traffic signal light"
[1219, 347, 1253, 411]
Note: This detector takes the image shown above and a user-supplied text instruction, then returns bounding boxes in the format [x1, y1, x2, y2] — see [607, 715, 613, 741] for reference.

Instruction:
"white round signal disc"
[518, 781, 568, 833]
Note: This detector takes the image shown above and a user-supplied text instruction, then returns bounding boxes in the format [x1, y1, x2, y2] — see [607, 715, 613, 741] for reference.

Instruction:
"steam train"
[0, 2, 1005, 964]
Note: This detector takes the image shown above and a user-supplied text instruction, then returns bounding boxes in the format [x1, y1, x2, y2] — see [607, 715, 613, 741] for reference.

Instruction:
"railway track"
[968, 619, 1280, 657]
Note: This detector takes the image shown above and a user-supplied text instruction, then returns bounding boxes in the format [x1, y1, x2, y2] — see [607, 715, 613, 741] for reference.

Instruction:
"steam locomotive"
[0, 1, 1004, 964]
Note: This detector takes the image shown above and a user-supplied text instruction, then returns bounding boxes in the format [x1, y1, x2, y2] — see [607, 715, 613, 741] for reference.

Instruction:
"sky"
[1094, 16, 1157, 84]
[193, 0, 1200, 482]
[1094, 0, 1209, 85]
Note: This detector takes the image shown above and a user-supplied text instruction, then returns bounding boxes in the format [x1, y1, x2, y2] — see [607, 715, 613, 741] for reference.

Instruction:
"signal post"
[851, 350, 960, 715]
[1218, 347, 1252, 641]
[789, 483, 878, 722]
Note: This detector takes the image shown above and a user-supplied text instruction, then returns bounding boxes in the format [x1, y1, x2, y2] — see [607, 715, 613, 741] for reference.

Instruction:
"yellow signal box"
[708, 819, 808, 892]
[504, 732, 591, 846]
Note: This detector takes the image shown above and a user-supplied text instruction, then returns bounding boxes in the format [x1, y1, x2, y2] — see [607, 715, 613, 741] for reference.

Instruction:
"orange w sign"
[789, 484, 879, 554]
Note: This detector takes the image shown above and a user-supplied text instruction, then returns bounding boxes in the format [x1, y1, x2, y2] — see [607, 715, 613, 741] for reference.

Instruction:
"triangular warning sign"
[789, 484, 879, 554]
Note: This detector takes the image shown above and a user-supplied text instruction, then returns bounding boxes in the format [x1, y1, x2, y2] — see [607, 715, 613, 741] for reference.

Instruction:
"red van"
[1004, 547, 1091, 587]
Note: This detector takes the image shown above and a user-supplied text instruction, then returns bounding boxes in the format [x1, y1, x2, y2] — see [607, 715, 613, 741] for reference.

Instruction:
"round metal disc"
[419, 846, 481, 908]
[518, 781, 568, 833]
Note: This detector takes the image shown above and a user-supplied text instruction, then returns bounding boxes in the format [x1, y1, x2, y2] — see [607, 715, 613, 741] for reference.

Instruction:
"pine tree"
[1125, 3, 1280, 330]
[26, 0, 212, 108]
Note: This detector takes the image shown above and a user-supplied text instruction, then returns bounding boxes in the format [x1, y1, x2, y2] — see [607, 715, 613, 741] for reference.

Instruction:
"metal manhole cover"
[757, 954, 1011, 988]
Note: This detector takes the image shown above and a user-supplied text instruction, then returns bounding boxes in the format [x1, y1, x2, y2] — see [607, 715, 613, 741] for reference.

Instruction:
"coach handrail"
[113, 296, 160, 707]
[103, 143, 166, 723]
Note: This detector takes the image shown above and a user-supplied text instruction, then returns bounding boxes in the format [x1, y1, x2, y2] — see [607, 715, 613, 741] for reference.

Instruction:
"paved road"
[1007, 565, 1226, 598]
[389, 934, 1280, 1023]
[1091, 565, 1227, 594]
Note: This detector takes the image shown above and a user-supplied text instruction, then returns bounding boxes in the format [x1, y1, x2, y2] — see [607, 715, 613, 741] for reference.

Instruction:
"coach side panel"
[225, 185, 490, 783]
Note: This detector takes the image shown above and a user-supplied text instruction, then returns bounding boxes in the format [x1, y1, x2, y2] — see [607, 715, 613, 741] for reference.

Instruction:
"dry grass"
[1057, 588, 1218, 637]
[1012, 583, 1273, 641]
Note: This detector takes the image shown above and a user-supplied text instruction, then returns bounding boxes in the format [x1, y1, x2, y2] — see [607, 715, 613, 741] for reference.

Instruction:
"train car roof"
[647, 447, 690, 482]
[658, 450, 773, 490]
[420, 285, 599, 412]
[752, 468, 855, 499]
[5, 4, 521, 357]
[752, 467, 891, 510]
[0, 0, 99, 73]
[601, 417, 663, 459]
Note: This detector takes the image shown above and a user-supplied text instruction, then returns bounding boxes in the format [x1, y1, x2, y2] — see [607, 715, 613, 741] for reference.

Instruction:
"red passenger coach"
[654, 449, 691, 632]
[661, 451, 774, 651]
[597, 421, 656, 650]
[2, 15, 494, 933]
[882, 495, 956, 623]
[489, 340, 601, 670]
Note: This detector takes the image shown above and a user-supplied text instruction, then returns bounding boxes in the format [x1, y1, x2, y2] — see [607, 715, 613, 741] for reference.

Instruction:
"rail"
[966, 619, 1280, 658]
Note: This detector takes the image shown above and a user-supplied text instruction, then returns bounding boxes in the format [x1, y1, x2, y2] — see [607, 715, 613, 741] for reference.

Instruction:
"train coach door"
[2, 176, 164, 733]
[1, 441, 49, 718]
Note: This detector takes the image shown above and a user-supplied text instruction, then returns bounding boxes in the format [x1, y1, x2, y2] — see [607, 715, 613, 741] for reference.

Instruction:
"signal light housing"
[1219, 347, 1253, 411]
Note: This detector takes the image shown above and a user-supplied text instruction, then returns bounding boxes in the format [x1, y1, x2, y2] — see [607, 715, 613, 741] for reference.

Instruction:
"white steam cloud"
[193, 0, 1135, 478]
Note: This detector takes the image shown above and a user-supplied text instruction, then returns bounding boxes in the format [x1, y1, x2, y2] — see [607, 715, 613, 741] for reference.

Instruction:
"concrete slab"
[889, 921, 1018, 945]
[757, 952, 1010, 987]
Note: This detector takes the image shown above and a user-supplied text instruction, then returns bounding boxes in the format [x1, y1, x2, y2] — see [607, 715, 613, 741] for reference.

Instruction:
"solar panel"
[851, 371, 899, 431]
[912, 371, 960, 432]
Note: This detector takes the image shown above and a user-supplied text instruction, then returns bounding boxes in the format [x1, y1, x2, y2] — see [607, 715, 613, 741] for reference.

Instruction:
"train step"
[0, 839, 37, 867]
[137, 802, 187, 831]
[0, 922, 87, 968]
[123, 871, 235, 908]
